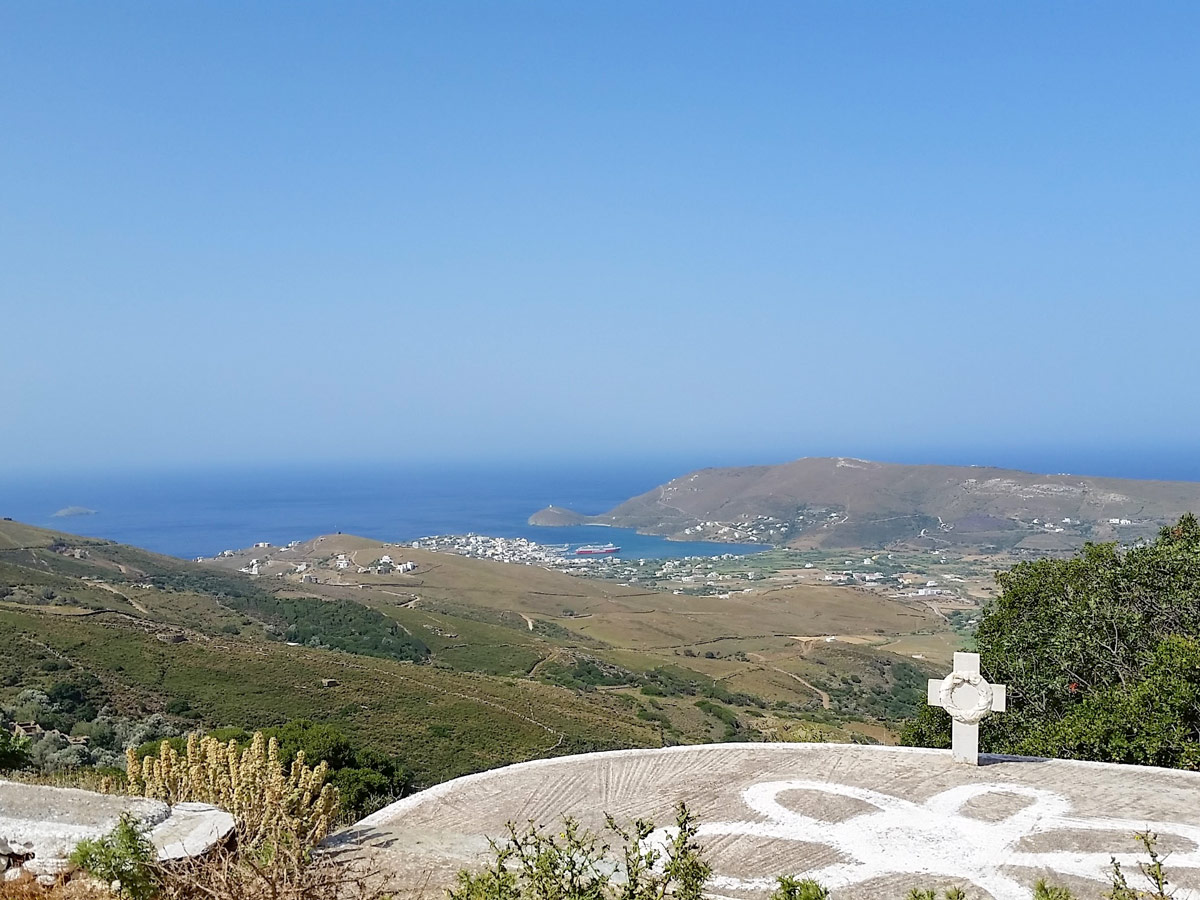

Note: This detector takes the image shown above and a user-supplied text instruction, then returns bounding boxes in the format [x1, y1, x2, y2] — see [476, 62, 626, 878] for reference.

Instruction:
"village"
[199, 529, 988, 632]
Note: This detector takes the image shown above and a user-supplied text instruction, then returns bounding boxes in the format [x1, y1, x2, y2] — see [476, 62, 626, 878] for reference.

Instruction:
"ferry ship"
[575, 543, 620, 555]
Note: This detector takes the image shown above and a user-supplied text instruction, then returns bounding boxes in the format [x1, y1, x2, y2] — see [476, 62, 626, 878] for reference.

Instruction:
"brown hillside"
[530, 457, 1200, 551]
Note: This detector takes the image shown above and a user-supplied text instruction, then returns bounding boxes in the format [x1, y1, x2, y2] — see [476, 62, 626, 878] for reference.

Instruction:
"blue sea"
[0, 462, 765, 561]
[6, 451, 1199, 562]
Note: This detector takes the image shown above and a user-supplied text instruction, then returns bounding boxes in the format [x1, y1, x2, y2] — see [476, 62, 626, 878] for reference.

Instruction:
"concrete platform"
[337, 744, 1200, 900]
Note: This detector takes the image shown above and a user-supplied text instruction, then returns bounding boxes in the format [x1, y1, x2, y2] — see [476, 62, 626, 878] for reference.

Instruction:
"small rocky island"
[526, 505, 602, 527]
[50, 506, 97, 518]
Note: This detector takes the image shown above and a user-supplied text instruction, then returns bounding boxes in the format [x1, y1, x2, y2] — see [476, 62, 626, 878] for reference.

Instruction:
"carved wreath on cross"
[938, 669, 995, 724]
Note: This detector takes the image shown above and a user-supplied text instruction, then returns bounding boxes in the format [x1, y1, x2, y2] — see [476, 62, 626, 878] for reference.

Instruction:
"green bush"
[902, 514, 1200, 769]
[70, 812, 158, 900]
[0, 728, 30, 770]
[224, 592, 429, 663]
[899, 833, 1171, 900]
[771, 875, 830, 900]
[694, 699, 741, 739]
[448, 803, 709, 900]
[1032, 881, 1076, 900]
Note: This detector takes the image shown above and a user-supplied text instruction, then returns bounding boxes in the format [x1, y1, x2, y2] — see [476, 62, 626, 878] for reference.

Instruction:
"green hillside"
[1, 520, 955, 799]
[0, 523, 659, 789]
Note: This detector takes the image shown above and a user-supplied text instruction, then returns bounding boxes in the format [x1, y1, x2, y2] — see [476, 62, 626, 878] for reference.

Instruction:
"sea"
[5, 451, 1199, 563]
[0, 462, 765, 561]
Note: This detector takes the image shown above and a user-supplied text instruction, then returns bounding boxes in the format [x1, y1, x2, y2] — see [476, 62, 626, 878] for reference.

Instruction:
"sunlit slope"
[531, 457, 1200, 551]
[0, 522, 661, 785]
[2, 521, 956, 762]
[214, 534, 942, 653]
[0, 604, 657, 783]
[208, 533, 949, 738]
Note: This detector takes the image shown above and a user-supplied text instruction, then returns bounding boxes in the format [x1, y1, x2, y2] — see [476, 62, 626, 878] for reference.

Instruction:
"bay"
[0, 462, 765, 561]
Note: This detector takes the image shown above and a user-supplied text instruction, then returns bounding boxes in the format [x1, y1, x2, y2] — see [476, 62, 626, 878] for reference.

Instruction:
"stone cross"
[927, 651, 1006, 765]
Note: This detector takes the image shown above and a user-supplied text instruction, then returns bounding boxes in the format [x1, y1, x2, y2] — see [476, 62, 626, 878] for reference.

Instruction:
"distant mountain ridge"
[529, 457, 1200, 552]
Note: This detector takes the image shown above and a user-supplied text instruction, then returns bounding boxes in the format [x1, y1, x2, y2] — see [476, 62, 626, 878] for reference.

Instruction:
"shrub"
[153, 842, 392, 900]
[1107, 831, 1171, 900]
[164, 699, 191, 716]
[902, 514, 1200, 769]
[771, 875, 830, 900]
[0, 729, 29, 771]
[1032, 882, 1076, 900]
[134, 721, 409, 821]
[694, 699, 740, 739]
[69, 812, 157, 900]
[448, 803, 710, 900]
[218, 592, 428, 662]
[900, 834, 1171, 900]
[126, 731, 338, 851]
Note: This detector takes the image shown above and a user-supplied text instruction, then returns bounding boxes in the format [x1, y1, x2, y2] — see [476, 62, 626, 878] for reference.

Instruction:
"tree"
[901, 514, 1200, 768]
[0, 728, 30, 771]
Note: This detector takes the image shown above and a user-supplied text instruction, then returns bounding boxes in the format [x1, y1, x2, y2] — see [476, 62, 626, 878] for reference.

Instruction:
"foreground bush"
[135, 721, 411, 821]
[152, 843, 390, 900]
[449, 803, 710, 900]
[125, 731, 338, 850]
[0, 728, 30, 771]
[57, 832, 389, 900]
[52, 812, 389, 900]
[901, 832, 1171, 900]
[69, 813, 157, 900]
[450, 814, 1177, 900]
[772, 875, 831, 900]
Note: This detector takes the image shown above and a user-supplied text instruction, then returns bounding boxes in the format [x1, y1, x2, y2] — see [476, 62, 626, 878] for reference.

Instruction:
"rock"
[149, 802, 236, 860]
[25, 856, 73, 877]
[0, 779, 169, 860]
[0, 779, 168, 867]
[0, 838, 34, 857]
[4, 866, 29, 883]
[0, 778, 234, 872]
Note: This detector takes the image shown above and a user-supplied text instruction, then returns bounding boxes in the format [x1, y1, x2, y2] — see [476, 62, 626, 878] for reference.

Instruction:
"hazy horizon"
[4, 3, 1198, 472]
[8, 444, 1200, 486]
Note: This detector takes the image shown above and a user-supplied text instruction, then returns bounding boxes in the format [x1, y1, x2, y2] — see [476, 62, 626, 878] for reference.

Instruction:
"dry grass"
[0, 848, 397, 900]
[154, 844, 396, 900]
[0, 883, 100, 900]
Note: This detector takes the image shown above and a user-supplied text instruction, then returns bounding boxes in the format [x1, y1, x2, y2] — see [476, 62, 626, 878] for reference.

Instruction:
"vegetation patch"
[903, 514, 1200, 770]
[223, 593, 429, 663]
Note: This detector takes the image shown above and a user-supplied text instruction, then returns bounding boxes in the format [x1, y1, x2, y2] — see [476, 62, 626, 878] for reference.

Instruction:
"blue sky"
[3, 2, 1198, 474]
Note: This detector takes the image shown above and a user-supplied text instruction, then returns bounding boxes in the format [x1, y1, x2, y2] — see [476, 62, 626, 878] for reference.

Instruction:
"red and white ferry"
[575, 543, 620, 555]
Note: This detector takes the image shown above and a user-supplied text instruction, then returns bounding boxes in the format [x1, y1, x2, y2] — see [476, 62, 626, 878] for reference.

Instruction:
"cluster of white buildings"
[679, 513, 795, 543]
[411, 534, 599, 569]
[360, 554, 417, 576]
